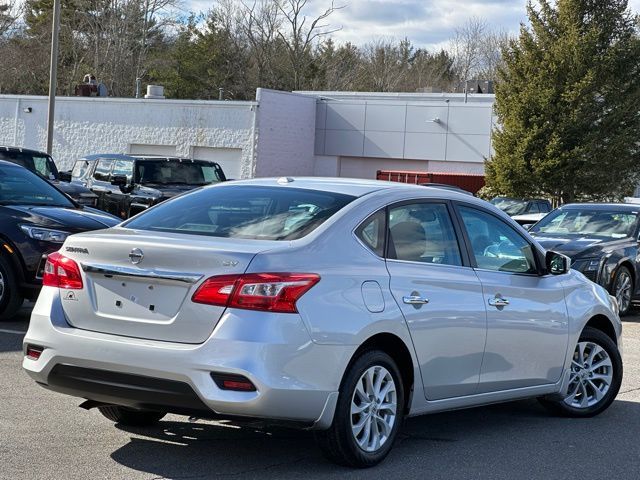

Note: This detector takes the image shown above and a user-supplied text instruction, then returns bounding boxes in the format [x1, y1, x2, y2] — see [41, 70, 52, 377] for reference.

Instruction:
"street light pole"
[46, 0, 61, 155]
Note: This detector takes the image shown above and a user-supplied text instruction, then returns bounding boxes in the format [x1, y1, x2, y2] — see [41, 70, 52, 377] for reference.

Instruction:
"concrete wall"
[253, 89, 316, 178]
[0, 95, 258, 176]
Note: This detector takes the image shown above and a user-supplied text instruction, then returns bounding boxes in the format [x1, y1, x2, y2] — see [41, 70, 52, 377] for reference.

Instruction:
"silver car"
[23, 178, 623, 467]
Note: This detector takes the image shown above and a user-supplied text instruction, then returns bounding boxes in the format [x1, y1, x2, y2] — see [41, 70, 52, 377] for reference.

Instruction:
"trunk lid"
[59, 228, 279, 343]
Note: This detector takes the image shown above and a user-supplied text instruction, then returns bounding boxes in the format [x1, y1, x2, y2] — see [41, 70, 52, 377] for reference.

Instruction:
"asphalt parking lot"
[2, 306, 640, 480]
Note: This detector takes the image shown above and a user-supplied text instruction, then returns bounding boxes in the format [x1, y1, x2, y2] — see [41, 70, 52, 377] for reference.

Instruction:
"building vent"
[144, 85, 165, 99]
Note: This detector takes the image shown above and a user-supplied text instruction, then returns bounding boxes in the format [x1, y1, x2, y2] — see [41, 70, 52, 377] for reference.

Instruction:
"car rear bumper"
[23, 287, 349, 429]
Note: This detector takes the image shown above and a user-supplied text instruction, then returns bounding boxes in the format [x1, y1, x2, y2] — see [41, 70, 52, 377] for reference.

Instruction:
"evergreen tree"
[487, 0, 640, 203]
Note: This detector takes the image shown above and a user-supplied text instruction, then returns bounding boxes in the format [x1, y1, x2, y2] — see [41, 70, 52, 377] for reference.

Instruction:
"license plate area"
[91, 275, 190, 321]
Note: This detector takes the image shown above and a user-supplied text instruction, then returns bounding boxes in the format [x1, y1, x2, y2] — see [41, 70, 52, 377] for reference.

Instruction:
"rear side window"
[124, 186, 356, 240]
[388, 203, 462, 266]
[355, 210, 386, 257]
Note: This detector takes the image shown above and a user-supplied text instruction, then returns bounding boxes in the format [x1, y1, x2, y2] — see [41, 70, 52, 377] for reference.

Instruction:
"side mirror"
[546, 251, 571, 275]
[110, 175, 128, 187]
[58, 171, 72, 182]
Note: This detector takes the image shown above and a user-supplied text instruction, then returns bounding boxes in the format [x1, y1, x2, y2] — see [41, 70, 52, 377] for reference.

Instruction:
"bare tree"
[0, 0, 20, 36]
[275, 0, 342, 90]
[450, 16, 488, 83]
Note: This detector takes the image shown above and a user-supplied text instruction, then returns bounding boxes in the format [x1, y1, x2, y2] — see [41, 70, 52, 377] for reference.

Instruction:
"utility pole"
[46, 0, 61, 155]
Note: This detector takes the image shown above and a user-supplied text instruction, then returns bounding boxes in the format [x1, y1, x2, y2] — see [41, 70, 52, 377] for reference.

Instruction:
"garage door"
[129, 144, 177, 156]
[191, 147, 243, 180]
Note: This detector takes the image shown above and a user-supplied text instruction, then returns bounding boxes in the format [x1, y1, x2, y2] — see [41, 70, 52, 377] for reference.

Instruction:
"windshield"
[0, 151, 57, 180]
[491, 198, 528, 216]
[134, 159, 224, 186]
[124, 185, 356, 240]
[530, 208, 638, 239]
[0, 165, 74, 207]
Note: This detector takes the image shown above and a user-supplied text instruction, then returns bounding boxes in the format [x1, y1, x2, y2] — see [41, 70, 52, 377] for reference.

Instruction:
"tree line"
[0, 0, 506, 99]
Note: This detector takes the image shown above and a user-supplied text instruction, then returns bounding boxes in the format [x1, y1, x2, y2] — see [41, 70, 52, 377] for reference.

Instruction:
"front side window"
[112, 159, 134, 182]
[388, 203, 462, 266]
[124, 186, 356, 240]
[459, 206, 537, 274]
[93, 159, 113, 181]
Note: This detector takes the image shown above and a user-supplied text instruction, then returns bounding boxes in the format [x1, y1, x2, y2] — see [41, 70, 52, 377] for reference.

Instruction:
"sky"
[189, 0, 640, 50]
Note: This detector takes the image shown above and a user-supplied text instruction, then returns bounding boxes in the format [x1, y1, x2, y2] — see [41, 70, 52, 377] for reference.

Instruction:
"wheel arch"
[585, 314, 618, 345]
[346, 332, 415, 414]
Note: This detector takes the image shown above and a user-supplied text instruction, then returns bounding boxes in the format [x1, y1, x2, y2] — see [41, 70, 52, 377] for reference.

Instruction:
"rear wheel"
[0, 255, 24, 321]
[539, 327, 622, 417]
[611, 266, 633, 316]
[98, 406, 166, 426]
[316, 350, 404, 468]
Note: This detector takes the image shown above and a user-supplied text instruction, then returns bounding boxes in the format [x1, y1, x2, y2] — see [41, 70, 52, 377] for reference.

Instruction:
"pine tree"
[486, 0, 640, 203]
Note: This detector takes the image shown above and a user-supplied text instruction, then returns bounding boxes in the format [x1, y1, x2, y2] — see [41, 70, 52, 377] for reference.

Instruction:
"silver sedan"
[23, 177, 622, 467]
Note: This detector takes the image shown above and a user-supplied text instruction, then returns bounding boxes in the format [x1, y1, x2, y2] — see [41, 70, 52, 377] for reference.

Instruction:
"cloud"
[186, 0, 640, 50]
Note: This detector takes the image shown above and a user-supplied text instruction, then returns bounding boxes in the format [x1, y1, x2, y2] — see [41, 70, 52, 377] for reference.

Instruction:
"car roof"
[214, 176, 486, 199]
[78, 153, 217, 163]
[0, 146, 50, 156]
[560, 203, 640, 211]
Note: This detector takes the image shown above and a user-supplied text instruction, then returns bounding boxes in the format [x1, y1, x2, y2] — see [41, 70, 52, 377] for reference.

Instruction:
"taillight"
[42, 252, 83, 289]
[192, 272, 320, 313]
[25, 345, 44, 360]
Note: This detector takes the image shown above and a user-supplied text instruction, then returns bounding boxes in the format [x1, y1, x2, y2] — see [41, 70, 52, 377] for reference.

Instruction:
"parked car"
[529, 203, 640, 315]
[491, 197, 553, 220]
[67, 154, 227, 219]
[0, 146, 98, 206]
[0, 161, 119, 320]
[23, 178, 622, 467]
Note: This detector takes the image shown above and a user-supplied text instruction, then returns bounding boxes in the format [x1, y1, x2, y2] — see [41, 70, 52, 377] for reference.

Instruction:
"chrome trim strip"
[81, 263, 203, 284]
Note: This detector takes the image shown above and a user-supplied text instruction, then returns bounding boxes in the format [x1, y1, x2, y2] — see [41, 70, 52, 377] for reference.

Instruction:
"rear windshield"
[134, 159, 224, 185]
[124, 185, 356, 240]
[0, 165, 73, 207]
[0, 151, 57, 179]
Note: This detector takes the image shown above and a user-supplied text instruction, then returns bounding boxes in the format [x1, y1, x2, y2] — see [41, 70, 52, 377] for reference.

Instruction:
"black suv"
[0, 146, 98, 206]
[0, 161, 119, 319]
[68, 154, 227, 219]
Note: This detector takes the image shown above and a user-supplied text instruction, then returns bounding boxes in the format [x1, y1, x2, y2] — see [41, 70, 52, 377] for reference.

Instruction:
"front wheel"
[315, 350, 405, 468]
[0, 255, 24, 321]
[539, 327, 622, 417]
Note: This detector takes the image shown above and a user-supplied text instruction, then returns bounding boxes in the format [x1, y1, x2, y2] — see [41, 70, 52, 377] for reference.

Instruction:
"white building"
[0, 89, 495, 179]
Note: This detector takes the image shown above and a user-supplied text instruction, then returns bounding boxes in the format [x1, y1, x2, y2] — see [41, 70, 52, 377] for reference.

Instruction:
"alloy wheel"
[615, 270, 632, 314]
[350, 365, 397, 453]
[564, 341, 613, 409]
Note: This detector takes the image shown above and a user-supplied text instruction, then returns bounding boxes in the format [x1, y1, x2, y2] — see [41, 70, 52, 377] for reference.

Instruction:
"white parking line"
[0, 329, 26, 335]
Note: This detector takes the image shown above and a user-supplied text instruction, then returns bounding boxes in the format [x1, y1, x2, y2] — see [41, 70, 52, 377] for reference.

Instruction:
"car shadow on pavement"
[109, 398, 640, 479]
[0, 305, 31, 353]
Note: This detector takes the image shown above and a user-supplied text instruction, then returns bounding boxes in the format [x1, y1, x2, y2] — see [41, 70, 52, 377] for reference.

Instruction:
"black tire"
[610, 265, 634, 316]
[0, 255, 24, 321]
[539, 327, 622, 417]
[98, 405, 166, 426]
[315, 350, 405, 468]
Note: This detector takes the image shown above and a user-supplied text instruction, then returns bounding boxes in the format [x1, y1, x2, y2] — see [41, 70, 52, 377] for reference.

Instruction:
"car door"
[385, 201, 488, 400]
[105, 158, 134, 218]
[454, 204, 569, 393]
[90, 158, 114, 212]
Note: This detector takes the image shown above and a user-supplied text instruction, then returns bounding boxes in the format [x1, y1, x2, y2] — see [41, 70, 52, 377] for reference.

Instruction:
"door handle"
[403, 295, 429, 305]
[488, 297, 510, 307]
